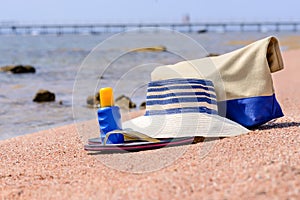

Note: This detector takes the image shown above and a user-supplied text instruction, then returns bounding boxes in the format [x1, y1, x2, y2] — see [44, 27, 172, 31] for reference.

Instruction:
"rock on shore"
[33, 89, 55, 102]
[87, 94, 137, 110]
[115, 95, 136, 110]
[139, 101, 146, 109]
[0, 65, 36, 74]
[131, 45, 167, 52]
[86, 93, 100, 108]
[206, 53, 220, 57]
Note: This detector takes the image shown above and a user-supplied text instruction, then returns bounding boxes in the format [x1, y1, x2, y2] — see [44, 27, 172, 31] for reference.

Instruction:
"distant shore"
[1, 46, 300, 199]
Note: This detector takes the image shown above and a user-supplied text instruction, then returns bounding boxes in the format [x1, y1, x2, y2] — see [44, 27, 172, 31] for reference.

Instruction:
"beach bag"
[151, 36, 284, 128]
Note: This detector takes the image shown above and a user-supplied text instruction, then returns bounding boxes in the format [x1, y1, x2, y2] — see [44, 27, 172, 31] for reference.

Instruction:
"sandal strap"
[103, 129, 160, 145]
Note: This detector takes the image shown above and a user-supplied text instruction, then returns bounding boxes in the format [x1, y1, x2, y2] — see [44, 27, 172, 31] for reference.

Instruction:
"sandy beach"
[1, 49, 299, 199]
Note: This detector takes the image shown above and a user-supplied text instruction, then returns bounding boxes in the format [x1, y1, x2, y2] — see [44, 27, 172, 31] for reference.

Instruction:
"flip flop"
[88, 129, 161, 145]
[84, 137, 194, 153]
[84, 129, 194, 153]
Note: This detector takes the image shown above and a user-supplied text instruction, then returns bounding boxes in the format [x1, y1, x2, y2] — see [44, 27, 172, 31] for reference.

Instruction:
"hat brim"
[123, 113, 249, 138]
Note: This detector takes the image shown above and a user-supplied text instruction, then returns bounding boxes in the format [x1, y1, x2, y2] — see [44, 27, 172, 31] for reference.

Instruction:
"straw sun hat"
[123, 78, 249, 138]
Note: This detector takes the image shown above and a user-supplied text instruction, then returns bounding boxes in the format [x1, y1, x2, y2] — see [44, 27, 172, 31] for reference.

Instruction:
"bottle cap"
[100, 87, 114, 107]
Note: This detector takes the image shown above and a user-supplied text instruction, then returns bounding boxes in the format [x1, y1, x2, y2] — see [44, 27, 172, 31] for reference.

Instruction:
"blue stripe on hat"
[146, 97, 216, 106]
[148, 78, 214, 87]
[145, 106, 218, 116]
[147, 85, 215, 93]
[147, 92, 217, 99]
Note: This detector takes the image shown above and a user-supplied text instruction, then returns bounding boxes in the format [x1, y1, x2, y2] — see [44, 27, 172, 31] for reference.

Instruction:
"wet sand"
[1, 50, 300, 199]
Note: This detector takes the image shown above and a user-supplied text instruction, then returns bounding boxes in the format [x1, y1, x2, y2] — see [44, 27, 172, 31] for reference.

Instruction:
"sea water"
[0, 31, 297, 140]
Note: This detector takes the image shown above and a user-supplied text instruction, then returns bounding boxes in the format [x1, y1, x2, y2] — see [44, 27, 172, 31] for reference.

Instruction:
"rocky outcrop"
[131, 45, 167, 52]
[0, 65, 36, 74]
[197, 29, 207, 34]
[206, 53, 220, 57]
[139, 101, 146, 110]
[115, 95, 136, 110]
[33, 89, 55, 102]
[87, 94, 137, 110]
[86, 93, 100, 107]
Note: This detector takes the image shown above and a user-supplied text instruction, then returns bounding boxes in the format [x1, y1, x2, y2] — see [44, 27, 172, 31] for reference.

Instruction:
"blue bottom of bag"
[218, 94, 284, 128]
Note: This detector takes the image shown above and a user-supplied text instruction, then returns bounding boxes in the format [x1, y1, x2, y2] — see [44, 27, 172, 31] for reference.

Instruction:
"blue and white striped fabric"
[123, 78, 249, 138]
[145, 79, 218, 116]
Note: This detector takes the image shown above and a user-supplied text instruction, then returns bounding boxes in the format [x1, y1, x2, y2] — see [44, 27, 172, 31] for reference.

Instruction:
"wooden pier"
[0, 22, 299, 35]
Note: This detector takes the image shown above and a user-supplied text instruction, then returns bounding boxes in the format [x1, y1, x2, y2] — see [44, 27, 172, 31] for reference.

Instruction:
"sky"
[0, 0, 300, 24]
